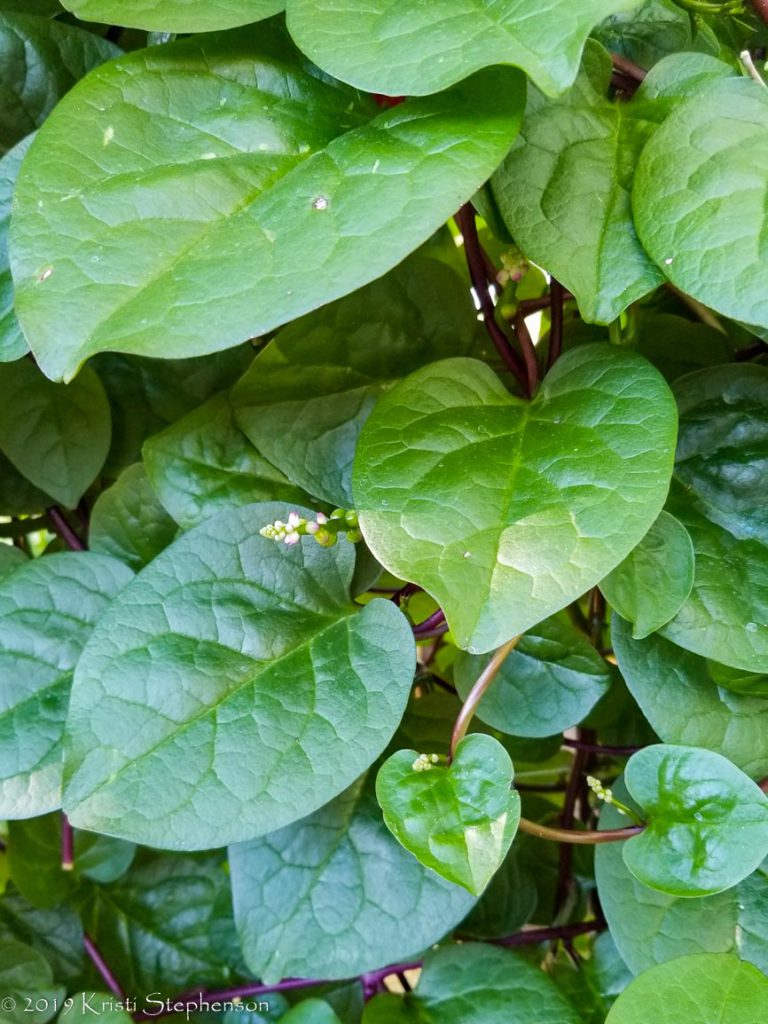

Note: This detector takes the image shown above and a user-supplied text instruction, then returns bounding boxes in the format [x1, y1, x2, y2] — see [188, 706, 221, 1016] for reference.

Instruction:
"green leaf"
[0, 940, 63, 1024]
[613, 616, 768, 777]
[286, 0, 642, 98]
[454, 615, 610, 737]
[0, 452, 51, 516]
[622, 744, 768, 896]
[633, 311, 733, 383]
[63, 502, 415, 849]
[0, 552, 133, 819]
[707, 662, 768, 699]
[633, 78, 768, 328]
[89, 464, 177, 570]
[597, 787, 768, 975]
[60, 0, 283, 31]
[660, 365, 768, 672]
[143, 393, 310, 529]
[492, 42, 663, 324]
[281, 1004, 342, 1024]
[0, 135, 33, 363]
[0, 360, 111, 509]
[230, 256, 483, 507]
[0, 543, 25, 581]
[593, 0, 722, 69]
[0, 888, 83, 984]
[600, 512, 694, 639]
[605, 954, 768, 1023]
[10, 25, 524, 382]
[376, 734, 520, 896]
[363, 943, 581, 1024]
[229, 773, 474, 984]
[456, 840, 537, 940]
[59, 995, 132, 1024]
[0, 13, 119, 155]
[353, 345, 677, 654]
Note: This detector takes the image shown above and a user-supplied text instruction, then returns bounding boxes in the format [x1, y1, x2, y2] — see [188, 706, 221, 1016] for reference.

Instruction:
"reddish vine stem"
[555, 733, 592, 914]
[512, 311, 540, 396]
[518, 818, 643, 845]
[455, 204, 529, 393]
[84, 933, 125, 999]
[47, 506, 86, 551]
[412, 609, 447, 637]
[449, 637, 520, 762]
[61, 814, 74, 871]
[610, 53, 647, 82]
[547, 278, 565, 369]
[562, 738, 643, 757]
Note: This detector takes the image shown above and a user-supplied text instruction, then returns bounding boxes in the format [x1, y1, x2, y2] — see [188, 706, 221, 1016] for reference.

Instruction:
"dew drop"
[746, 622, 758, 633]
[463, 551, 471, 559]
[312, 195, 329, 211]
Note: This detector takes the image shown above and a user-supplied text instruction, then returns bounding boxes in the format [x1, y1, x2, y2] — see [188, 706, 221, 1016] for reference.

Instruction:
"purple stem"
[412, 609, 446, 637]
[562, 738, 643, 756]
[84, 934, 125, 999]
[61, 813, 74, 871]
[47, 506, 86, 551]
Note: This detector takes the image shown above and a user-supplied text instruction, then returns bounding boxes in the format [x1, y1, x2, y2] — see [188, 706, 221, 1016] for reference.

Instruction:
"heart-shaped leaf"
[229, 772, 474, 984]
[600, 511, 694, 639]
[63, 502, 415, 849]
[286, 0, 642, 98]
[353, 344, 677, 654]
[60, 0, 283, 31]
[376, 733, 520, 895]
[605, 954, 768, 1023]
[622, 744, 768, 896]
[89, 463, 178, 570]
[0, 940, 63, 1024]
[9, 24, 523, 381]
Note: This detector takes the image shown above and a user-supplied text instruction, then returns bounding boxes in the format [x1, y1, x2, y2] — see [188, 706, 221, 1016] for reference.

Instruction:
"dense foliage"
[1, 1, 768, 1021]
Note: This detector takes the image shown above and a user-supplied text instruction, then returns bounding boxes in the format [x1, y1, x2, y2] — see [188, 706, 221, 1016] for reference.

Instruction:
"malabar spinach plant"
[1, 1, 768, 1021]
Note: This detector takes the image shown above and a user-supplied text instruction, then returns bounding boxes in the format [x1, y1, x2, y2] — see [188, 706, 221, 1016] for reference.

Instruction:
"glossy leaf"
[231, 256, 483, 506]
[0, 360, 111, 509]
[61, 0, 284, 32]
[0, 13, 118, 154]
[10, 25, 524, 381]
[0, 135, 32, 362]
[63, 502, 415, 848]
[376, 734, 520, 895]
[605, 954, 768, 1023]
[454, 615, 611, 737]
[0, 552, 133, 818]
[89, 463, 177, 570]
[286, 0, 642, 98]
[0, 889, 83, 984]
[613, 616, 768, 777]
[634, 78, 768, 328]
[0, 940, 63, 1024]
[622, 744, 768, 896]
[600, 512, 694, 638]
[594, 0, 721, 69]
[354, 345, 677, 653]
[143, 393, 309, 529]
[229, 772, 474, 983]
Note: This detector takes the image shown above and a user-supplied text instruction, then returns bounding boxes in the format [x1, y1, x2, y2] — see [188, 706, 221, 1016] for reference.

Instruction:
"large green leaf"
[597, 790, 768, 975]
[660, 366, 768, 672]
[363, 943, 581, 1024]
[0, 887, 83, 984]
[593, 0, 721, 68]
[229, 772, 474, 983]
[0, 552, 132, 819]
[0, 135, 32, 362]
[622, 744, 768, 896]
[492, 42, 662, 324]
[454, 614, 611, 737]
[0, 940, 63, 1024]
[0, 13, 118, 154]
[231, 257, 483, 507]
[89, 463, 178, 570]
[613, 616, 768, 777]
[10, 25, 524, 382]
[376, 734, 520, 896]
[63, 502, 415, 848]
[605, 954, 768, 1023]
[0, 360, 111, 509]
[143, 392, 309, 529]
[353, 345, 677, 654]
[286, 0, 642, 98]
[634, 78, 768, 328]
[61, 0, 283, 32]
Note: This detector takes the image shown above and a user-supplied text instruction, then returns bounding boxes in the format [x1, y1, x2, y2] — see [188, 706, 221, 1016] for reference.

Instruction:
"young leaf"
[229, 773, 474, 984]
[60, 0, 284, 31]
[622, 744, 768, 896]
[605, 954, 768, 1023]
[0, 135, 33, 362]
[454, 615, 611, 737]
[353, 345, 677, 654]
[600, 511, 694, 638]
[63, 502, 415, 848]
[0, 552, 133, 819]
[613, 616, 768, 777]
[143, 392, 310, 529]
[634, 78, 768, 329]
[10, 24, 524, 381]
[376, 734, 520, 896]
[0, 360, 111, 509]
[89, 463, 178, 570]
[0, 940, 63, 1024]
[286, 0, 642, 98]
[231, 256, 484, 507]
